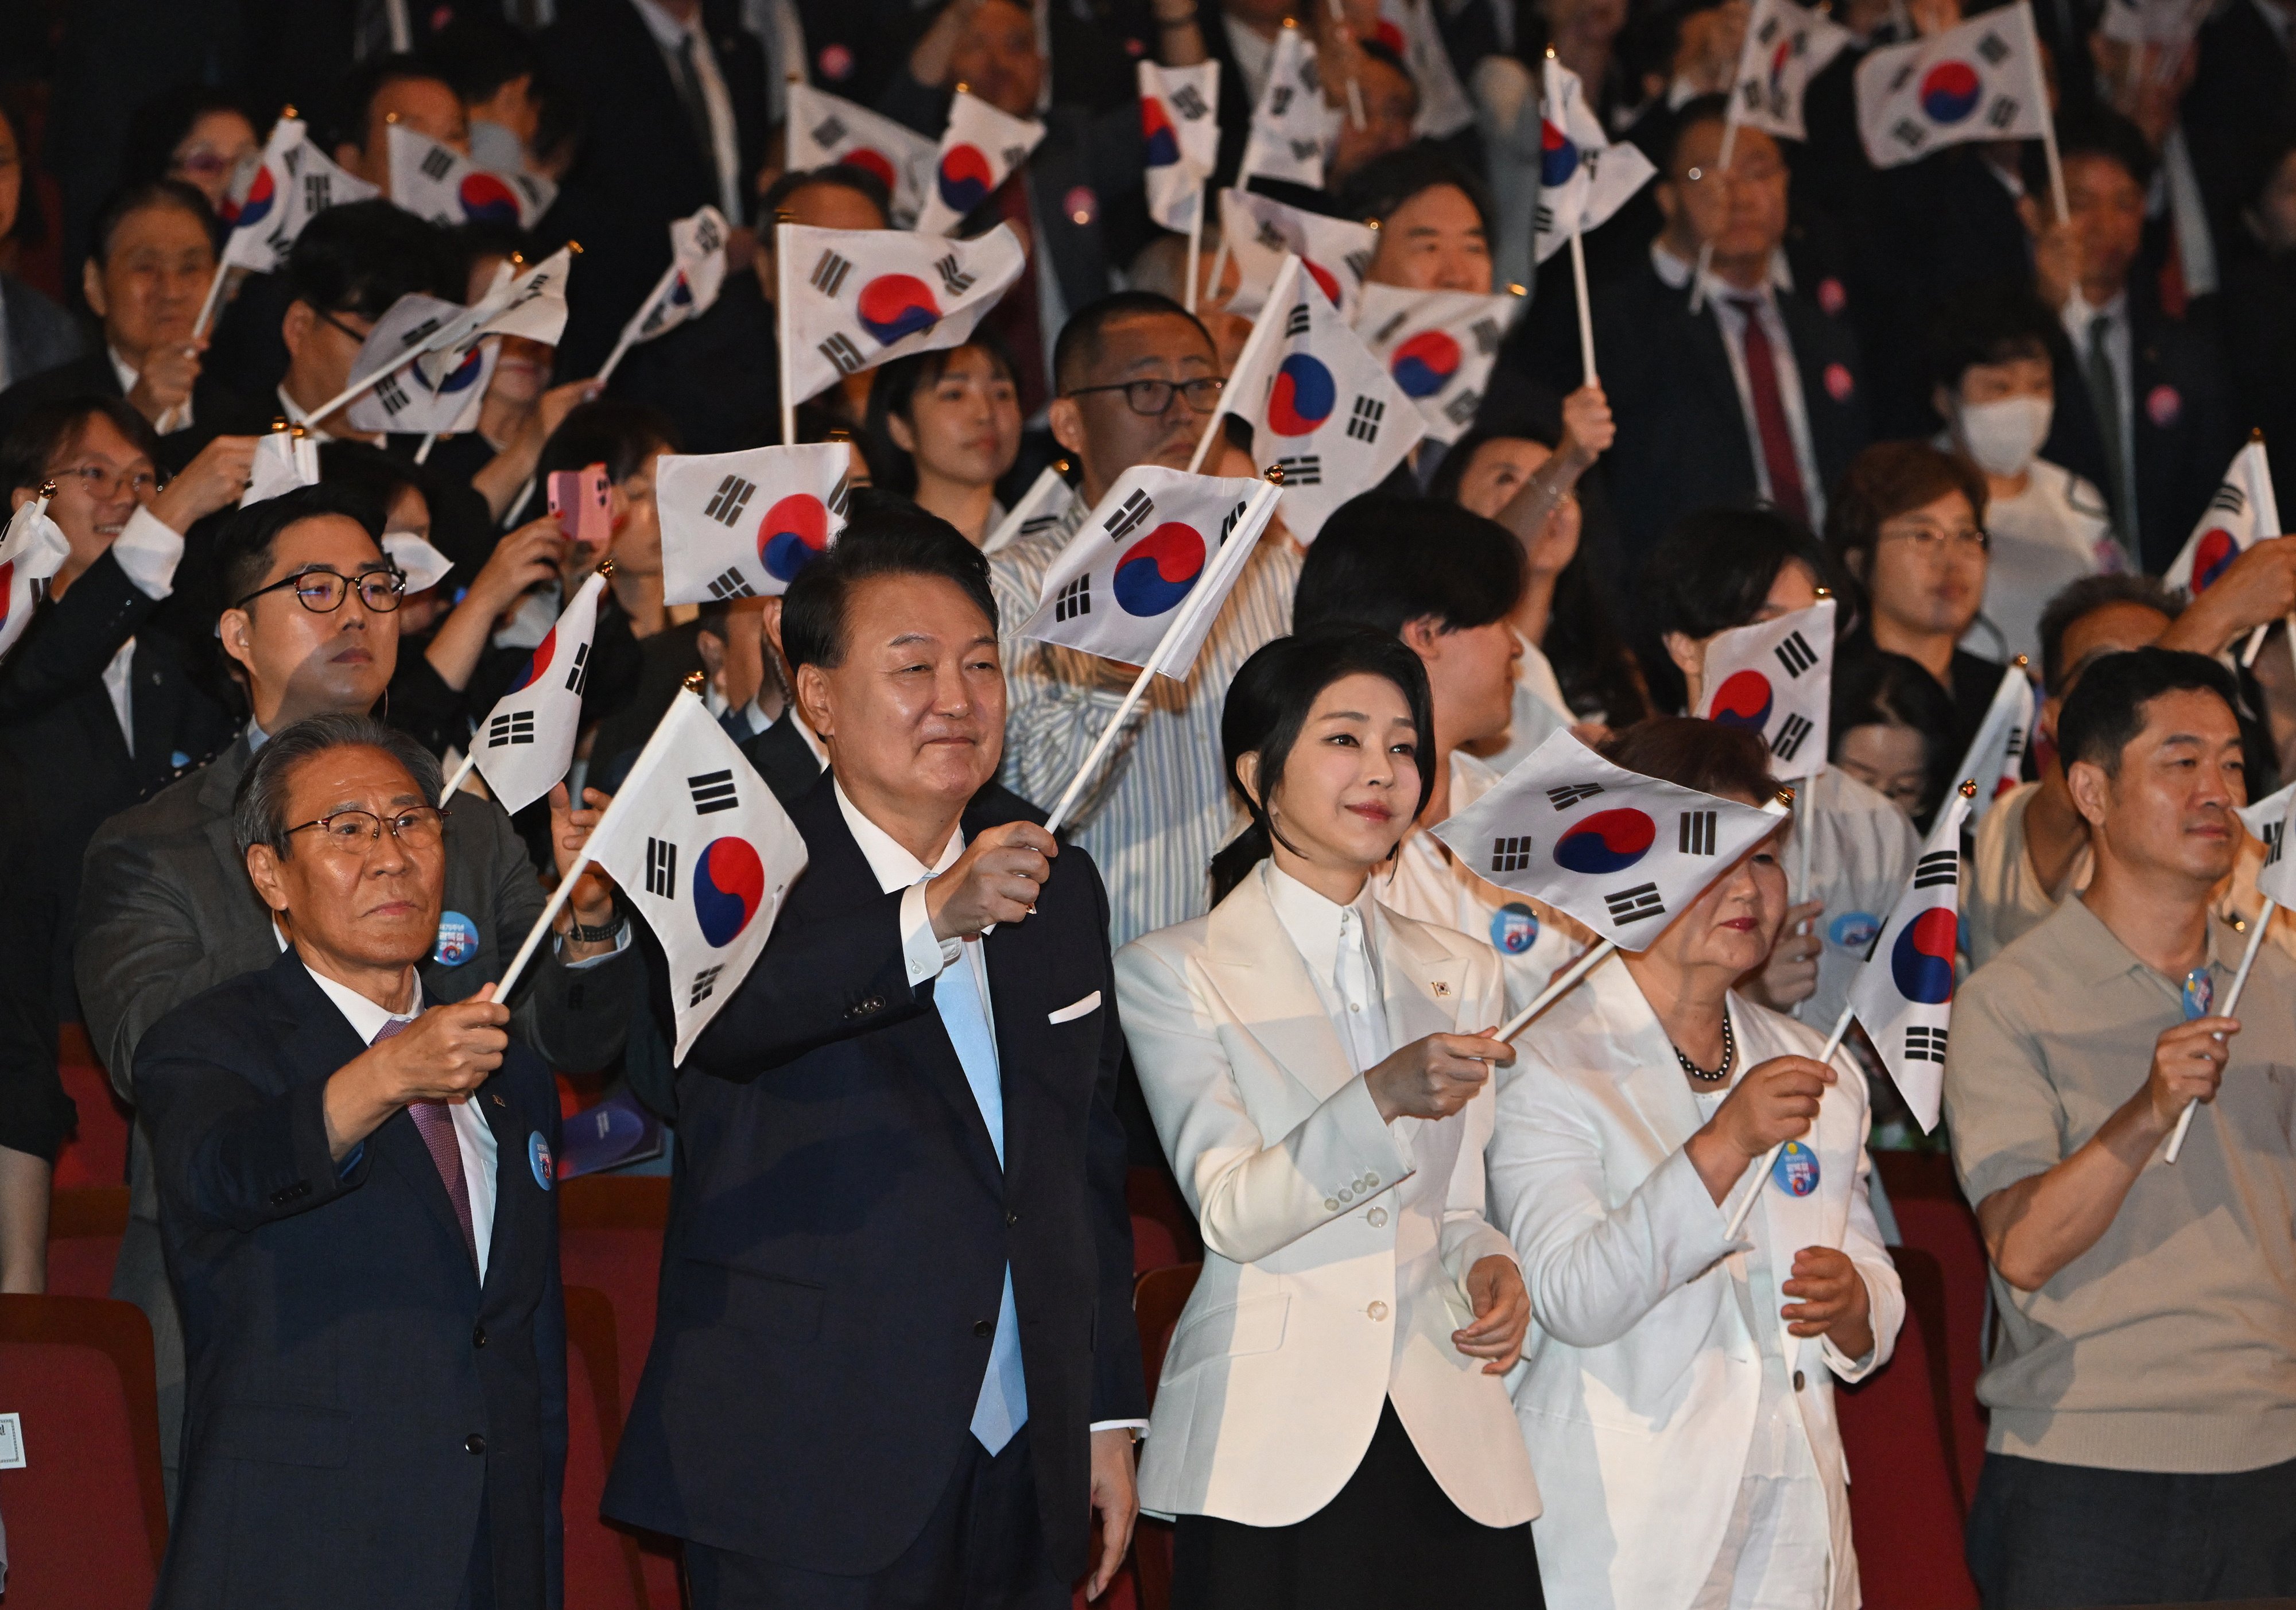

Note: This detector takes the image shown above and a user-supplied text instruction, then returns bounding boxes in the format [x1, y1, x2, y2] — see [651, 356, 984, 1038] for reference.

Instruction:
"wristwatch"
[566, 911, 622, 946]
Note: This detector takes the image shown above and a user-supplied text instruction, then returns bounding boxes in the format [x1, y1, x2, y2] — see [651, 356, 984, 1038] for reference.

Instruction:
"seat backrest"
[1132, 1263, 1202, 1414]
[44, 1185, 130, 1299]
[49, 1032, 131, 1190]
[562, 1285, 650, 1610]
[1126, 1167, 1202, 1266]
[0, 1294, 168, 1607]
[1878, 1149, 1993, 1510]
[1130, 1213, 1180, 1275]
[557, 1176, 672, 1411]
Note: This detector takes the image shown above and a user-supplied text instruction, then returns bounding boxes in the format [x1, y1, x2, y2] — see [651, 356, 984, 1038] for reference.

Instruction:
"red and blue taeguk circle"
[2194, 528, 2240, 591]
[1112, 522, 1205, 616]
[459, 170, 523, 224]
[1391, 330, 1460, 398]
[1767, 37, 1793, 98]
[1142, 97, 1180, 166]
[1540, 119, 1578, 188]
[840, 147, 898, 188]
[856, 274, 942, 345]
[1554, 807, 1657, 875]
[938, 143, 996, 212]
[1304, 259, 1344, 305]
[1708, 668, 1775, 732]
[509, 626, 556, 693]
[1891, 907, 1958, 1004]
[233, 165, 277, 228]
[692, 836, 767, 946]
[759, 494, 833, 582]
[0, 561, 15, 636]
[436, 345, 487, 395]
[1918, 61, 1982, 123]
[1267, 353, 1336, 436]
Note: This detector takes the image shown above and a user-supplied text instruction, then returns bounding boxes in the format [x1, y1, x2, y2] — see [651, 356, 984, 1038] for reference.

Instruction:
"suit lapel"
[1376, 907, 1471, 1046]
[477, 1073, 531, 1308]
[1196, 867, 1356, 1104]
[1587, 958, 1709, 1158]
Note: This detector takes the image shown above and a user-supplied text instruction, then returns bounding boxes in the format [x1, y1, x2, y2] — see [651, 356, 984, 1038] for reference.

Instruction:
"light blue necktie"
[933, 936, 1027, 1453]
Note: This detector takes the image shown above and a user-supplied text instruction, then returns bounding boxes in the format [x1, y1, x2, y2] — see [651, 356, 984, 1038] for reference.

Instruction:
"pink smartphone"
[548, 464, 611, 549]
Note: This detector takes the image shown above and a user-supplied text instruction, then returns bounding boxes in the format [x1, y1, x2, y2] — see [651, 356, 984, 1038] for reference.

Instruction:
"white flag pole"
[2163, 899, 2274, 1164]
[1725, 1002, 1855, 1237]
[414, 432, 438, 464]
[1569, 224, 1599, 385]
[1686, 26, 1755, 319]
[1497, 938, 1618, 1041]
[191, 265, 230, 341]
[599, 258, 682, 388]
[1186, 256, 1301, 474]
[777, 220, 799, 448]
[302, 339, 442, 432]
[2030, 5, 2069, 223]
[1184, 197, 1204, 315]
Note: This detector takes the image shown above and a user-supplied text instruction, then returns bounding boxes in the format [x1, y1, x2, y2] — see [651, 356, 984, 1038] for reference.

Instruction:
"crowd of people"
[0, 0, 2294, 1604]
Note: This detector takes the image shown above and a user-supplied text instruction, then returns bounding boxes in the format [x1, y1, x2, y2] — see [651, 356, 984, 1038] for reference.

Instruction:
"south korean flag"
[1843, 785, 1973, 1131]
[1948, 660, 2038, 828]
[1139, 61, 1221, 234]
[1239, 25, 1340, 187]
[1219, 189, 1376, 320]
[777, 223, 1026, 405]
[2163, 439, 2281, 598]
[344, 293, 501, 436]
[616, 206, 733, 353]
[915, 91, 1045, 236]
[1535, 54, 1657, 265]
[0, 491, 69, 661]
[219, 115, 379, 275]
[1698, 599, 1835, 781]
[785, 83, 938, 228]
[982, 462, 1076, 556]
[1433, 727, 1787, 949]
[1729, 0, 1855, 142]
[1221, 256, 1424, 540]
[1353, 284, 1526, 445]
[385, 122, 553, 228]
[470, 572, 606, 815]
[2239, 780, 2296, 909]
[579, 691, 809, 1061]
[657, 443, 852, 604]
[1853, 2, 2049, 168]
[1379, 0, 1475, 139]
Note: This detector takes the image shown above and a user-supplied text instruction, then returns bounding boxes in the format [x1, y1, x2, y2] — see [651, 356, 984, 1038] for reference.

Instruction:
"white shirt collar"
[629, 0, 699, 48]
[778, 709, 828, 765]
[304, 964, 424, 1045]
[108, 346, 140, 394]
[833, 779, 964, 895]
[1650, 238, 1792, 296]
[2064, 285, 2128, 329]
[1261, 859, 1381, 987]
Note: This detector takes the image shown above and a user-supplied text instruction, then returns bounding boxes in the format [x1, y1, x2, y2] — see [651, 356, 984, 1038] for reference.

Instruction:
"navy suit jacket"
[604, 771, 1143, 1575]
[136, 950, 566, 1610]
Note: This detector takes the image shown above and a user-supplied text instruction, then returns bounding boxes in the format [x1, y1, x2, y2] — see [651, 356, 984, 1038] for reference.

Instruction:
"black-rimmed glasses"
[1063, 377, 1225, 415]
[285, 806, 449, 852]
[233, 568, 407, 614]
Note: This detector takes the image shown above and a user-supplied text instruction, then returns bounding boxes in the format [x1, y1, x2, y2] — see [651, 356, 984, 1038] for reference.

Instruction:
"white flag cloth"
[219, 117, 379, 274]
[1843, 786, 1971, 1131]
[1139, 61, 1221, 233]
[658, 443, 854, 603]
[238, 429, 321, 507]
[1220, 256, 1425, 540]
[1729, 0, 1855, 141]
[1433, 727, 1787, 949]
[2239, 781, 2296, 907]
[1535, 54, 1658, 265]
[580, 691, 809, 1061]
[777, 223, 1026, 405]
[386, 123, 554, 228]
[615, 207, 732, 353]
[1218, 189, 1377, 320]
[344, 293, 501, 435]
[916, 92, 1045, 236]
[983, 463, 1075, 555]
[471, 572, 606, 815]
[1239, 27, 1338, 186]
[1353, 284, 1525, 444]
[2163, 440, 2282, 596]
[1378, 0, 1476, 138]
[785, 83, 938, 228]
[1020, 464, 1279, 676]
[382, 532, 455, 593]
[1697, 598, 1836, 782]
[0, 495, 68, 661]
[2100, 0, 2213, 47]
[1854, 3, 2049, 168]
[1949, 661, 2038, 827]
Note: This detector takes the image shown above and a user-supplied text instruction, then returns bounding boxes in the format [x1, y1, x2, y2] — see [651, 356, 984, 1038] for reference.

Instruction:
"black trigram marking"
[810, 114, 849, 148]
[646, 836, 677, 898]
[420, 146, 456, 182]
[487, 709, 536, 747]
[1347, 396, 1384, 443]
[692, 215, 725, 253]
[707, 568, 757, 600]
[819, 333, 865, 374]
[2004, 723, 2027, 762]
[1975, 28, 2010, 62]
[1985, 95, 2022, 129]
[1255, 220, 1287, 251]
[810, 250, 854, 297]
[1904, 1025, 1949, 1063]
[1772, 712, 1814, 762]
[1913, 849, 1960, 889]
[1888, 62, 1918, 92]
[1442, 388, 1483, 426]
[999, 143, 1028, 169]
[1342, 249, 1371, 281]
[1287, 137, 1321, 161]
[303, 173, 335, 212]
[564, 642, 590, 697]
[1219, 498, 1251, 540]
[1371, 311, 1410, 345]
[689, 770, 739, 814]
[1055, 575, 1091, 621]
[398, 315, 448, 351]
[1273, 453, 1321, 485]
[1170, 84, 1209, 119]
[1774, 630, 1818, 677]
[1103, 490, 1153, 541]
[1285, 301, 1311, 339]
[1490, 836, 1534, 874]
[828, 471, 852, 517]
[374, 372, 412, 417]
[1604, 883, 1667, 924]
[689, 965, 724, 1007]
[1269, 84, 1294, 115]
[1533, 203, 1556, 234]
[933, 254, 976, 296]
[1680, 809, 1717, 855]
[706, 474, 757, 526]
[1891, 118, 1927, 151]
[1469, 316, 1502, 356]
[2266, 820, 2285, 867]
[1019, 512, 1064, 540]
[2212, 482, 2248, 514]
[1547, 783, 1604, 810]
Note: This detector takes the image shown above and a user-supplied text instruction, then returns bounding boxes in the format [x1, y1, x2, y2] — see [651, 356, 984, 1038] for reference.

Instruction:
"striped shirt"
[990, 493, 1301, 948]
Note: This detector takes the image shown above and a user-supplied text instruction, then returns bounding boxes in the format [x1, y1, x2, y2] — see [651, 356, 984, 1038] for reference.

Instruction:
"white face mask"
[1955, 394, 2053, 479]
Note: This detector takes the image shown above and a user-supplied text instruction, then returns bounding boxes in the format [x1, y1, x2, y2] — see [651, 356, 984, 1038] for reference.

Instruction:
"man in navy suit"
[135, 712, 565, 1610]
[605, 503, 1144, 1608]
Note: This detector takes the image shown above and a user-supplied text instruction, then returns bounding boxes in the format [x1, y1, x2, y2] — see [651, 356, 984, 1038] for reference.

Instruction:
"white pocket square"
[1047, 991, 1102, 1025]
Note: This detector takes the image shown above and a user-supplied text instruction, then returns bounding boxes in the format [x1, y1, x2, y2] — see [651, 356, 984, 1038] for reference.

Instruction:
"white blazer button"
[1364, 1172, 1379, 1186]
[1367, 1301, 1389, 1321]
[1324, 1198, 1340, 1211]
[1367, 1207, 1387, 1227]
[1337, 1188, 1353, 1203]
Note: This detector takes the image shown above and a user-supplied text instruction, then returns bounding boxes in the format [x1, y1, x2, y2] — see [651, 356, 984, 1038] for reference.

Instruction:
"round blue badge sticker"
[1771, 1140, 1821, 1197]
[434, 911, 479, 967]
[529, 1131, 554, 1191]
[1828, 911, 1880, 952]
[1490, 902, 1541, 956]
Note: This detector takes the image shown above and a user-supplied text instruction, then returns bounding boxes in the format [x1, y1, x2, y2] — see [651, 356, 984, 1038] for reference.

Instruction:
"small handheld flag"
[218, 115, 379, 278]
[2164, 438, 2281, 599]
[461, 571, 608, 815]
[386, 122, 553, 230]
[916, 91, 1045, 236]
[1698, 599, 1836, 782]
[1138, 61, 1222, 234]
[1533, 53, 1657, 267]
[775, 223, 1026, 410]
[785, 83, 938, 228]
[1853, 2, 2054, 205]
[658, 443, 853, 604]
[1218, 189, 1377, 321]
[1353, 284, 1526, 444]
[983, 461, 1075, 555]
[239, 425, 320, 507]
[1728, 0, 1855, 142]
[1239, 24, 1339, 188]
[343, 293, 501, 436]
[598, 206, 732, 386]
[1948, 659, 2037, 829]
[0, 486, 67, 661]
[1380, 0, 1476, 138]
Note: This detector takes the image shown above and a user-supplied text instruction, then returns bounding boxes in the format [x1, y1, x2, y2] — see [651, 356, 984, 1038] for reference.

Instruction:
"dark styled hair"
[1336, 144, 1492, 238]
[2055, 646, 2239, 777]
[1928, 280, 2058, 394]
[2037, 572, 2178, 693]
[316, 440, 426, 526]
[284, 199, 451, 319]
[2055, 107, 2159, 195]
[1603, 715, 1783, 806]
[863, 335, 1019, 498]
[120, 87, 257, 188]
[421, 14, 540, 103]
[1, 395, 164, 491]
[1830, 645, 1958, 818]
[88, 178, 218, 266]
[233, 711, 443, 856]
[1663, 92, 1735, 174]
[215, 483, 389, 614]
[1293, 492, 1525, 637]
[1053, 291, 1213, 394]
[761, 164, 893, 226]
[536, 398, 683, 484]
[1639, 506, 1832, 715]
[780, 493, 998, 672]
[1208, 627, 1436, 904]
[328, 53, 458, 153]
[1823, 439, 1989, 573]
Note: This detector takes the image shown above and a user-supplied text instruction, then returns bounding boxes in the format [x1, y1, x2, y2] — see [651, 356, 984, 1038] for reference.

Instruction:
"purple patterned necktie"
[375, 1017, 478, 1267]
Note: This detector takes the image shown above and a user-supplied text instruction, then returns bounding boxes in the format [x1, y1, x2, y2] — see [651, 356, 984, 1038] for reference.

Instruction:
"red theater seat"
[50, 1026, 131, 1190]
[1126, 1167, 1201, 1267]
[44, 1185, 129, 1299]
[563, 1285, 651, 1609]
[1878, 1149, 1993, 1510]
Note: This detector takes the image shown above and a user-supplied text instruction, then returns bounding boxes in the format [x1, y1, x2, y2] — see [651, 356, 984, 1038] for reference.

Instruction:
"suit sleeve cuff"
[1090, 1419, 1149, 1438]
[898, 883, 955, 986]
[109, 505, 185, 599]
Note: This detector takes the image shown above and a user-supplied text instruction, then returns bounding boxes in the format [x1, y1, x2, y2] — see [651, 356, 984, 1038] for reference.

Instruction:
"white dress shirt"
[305, 967, 501, 1282]
[95, 505, 189, 754]
[1263, 862, 1394, 1076]
[2061, 286, 2136, 527]
[631, 0, 746, 222]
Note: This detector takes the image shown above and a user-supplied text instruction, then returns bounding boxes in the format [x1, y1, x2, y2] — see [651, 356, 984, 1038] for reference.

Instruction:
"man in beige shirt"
[1947, 647, 2296, 1608]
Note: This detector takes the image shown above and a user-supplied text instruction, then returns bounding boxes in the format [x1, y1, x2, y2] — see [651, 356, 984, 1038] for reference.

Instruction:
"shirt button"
[1005, 1210, 1019, 1227]
[1367, 1301, 1389, 1321]
[1367, 1207, 1388, 1228]
[472, 1325, 487, 1349]
[465, 1434, 486, 1455]
[974, 1319, 994, 1338]
[1793, 1370, 1807, 1391]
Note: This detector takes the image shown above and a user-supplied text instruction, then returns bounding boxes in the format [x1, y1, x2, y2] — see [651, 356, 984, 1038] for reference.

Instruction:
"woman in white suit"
[1488, 717, 1904, 1610]
[1115, 627, 1545, 1608]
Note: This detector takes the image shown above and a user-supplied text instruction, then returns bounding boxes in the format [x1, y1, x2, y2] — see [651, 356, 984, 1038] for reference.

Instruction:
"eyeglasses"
[1879, 522, 1991, 554]
[285, 806, 449, 854]
[317, 309, 376, 344]
[48, 464, 159, 499]
[1063, 376, 1225, 415]
[233, 567, 408, 613]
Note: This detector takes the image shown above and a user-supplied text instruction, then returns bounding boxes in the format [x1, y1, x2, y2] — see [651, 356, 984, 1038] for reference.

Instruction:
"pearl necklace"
[1673, 1013, 1735, 1083]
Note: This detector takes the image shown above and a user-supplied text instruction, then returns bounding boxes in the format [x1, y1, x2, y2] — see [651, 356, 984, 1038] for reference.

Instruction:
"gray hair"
[232, 713, 445, 856]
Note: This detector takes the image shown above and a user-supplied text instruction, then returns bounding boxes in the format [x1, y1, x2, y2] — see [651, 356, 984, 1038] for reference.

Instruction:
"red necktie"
[376, 1017, 479, 1269]
[1729, 297, 1809, 526]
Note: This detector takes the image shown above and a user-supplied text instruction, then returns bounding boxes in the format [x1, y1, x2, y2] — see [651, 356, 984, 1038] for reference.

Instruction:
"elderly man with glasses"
[988, 289, 1294, 949]
[75, 483, 637, 1492]
[134, 709, 568, 1610]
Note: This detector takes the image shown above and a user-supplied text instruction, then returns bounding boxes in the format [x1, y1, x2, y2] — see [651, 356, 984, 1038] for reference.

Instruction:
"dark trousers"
[1171, 1400, 1542, 1610]
[684, 1426, 1067, 1610]
[1967, 1450, 2296, 1608]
